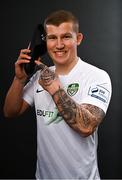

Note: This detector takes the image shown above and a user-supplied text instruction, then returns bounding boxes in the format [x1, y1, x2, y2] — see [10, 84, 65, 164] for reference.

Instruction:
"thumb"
[35, 56, 42, 65]
[35, 60, 41, 66]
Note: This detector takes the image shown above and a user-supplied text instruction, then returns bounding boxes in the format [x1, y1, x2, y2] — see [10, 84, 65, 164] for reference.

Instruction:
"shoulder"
[78, 58, 111, 82]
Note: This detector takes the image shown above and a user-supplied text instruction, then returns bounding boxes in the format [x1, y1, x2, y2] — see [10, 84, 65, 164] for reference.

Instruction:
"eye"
[63, 34, 72, 39]
[46, 35, 57, 40]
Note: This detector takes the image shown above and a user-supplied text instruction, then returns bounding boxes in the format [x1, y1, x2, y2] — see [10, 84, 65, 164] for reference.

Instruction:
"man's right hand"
[15, 49, 31, 82]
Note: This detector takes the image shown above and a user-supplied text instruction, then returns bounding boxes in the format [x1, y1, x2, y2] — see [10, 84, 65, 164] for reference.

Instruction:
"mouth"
[54, 50, 67, 57]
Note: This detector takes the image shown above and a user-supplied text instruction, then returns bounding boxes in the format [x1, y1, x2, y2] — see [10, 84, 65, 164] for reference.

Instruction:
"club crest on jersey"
[67, 83, 79, 96]
[88, 84, 110, 103]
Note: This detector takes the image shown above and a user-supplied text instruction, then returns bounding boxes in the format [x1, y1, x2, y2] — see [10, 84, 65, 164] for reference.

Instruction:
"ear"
[77, 33, 83, 46]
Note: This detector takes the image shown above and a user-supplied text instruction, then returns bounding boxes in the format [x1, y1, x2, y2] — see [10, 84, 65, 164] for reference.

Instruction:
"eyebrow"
[47, 32, 73, 36]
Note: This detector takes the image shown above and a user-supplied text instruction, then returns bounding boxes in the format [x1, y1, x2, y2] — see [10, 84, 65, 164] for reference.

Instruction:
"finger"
[15, 59, 30, 66]
[35, 60, 42, 66]
[19, 53, 31, 60]
[21, 49, 31, 54]
[38, 56, 41, 61]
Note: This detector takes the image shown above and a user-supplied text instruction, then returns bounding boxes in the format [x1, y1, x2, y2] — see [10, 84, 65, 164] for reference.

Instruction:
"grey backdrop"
[0, 0, 121, 179]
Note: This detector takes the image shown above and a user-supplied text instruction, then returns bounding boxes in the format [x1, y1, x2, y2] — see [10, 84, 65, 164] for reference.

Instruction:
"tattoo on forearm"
[81, 104, 105, 121]
[38, 64, 55, 86]
[53, 88, 105, 135]
[53, 89, 77, 124]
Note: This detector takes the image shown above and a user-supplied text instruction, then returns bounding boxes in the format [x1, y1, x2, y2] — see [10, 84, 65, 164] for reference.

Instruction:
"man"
[4, 10, 112, 179]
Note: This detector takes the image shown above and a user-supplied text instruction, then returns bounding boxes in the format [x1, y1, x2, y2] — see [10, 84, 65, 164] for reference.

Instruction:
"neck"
[55, 57, 79, 75]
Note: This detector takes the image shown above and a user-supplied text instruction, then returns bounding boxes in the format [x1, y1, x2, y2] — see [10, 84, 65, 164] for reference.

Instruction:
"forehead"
[46, 22, 74, 35]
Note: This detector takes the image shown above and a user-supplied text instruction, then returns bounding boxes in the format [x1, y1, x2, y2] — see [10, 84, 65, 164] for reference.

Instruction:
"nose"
[56, 38, 65, 49]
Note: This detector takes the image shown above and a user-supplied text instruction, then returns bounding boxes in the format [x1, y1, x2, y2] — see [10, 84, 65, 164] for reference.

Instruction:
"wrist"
[49, 85, 61, 96]
[43, 78, 61, 96]
[14, 76, 27, 85]
[52, 87, 65, 96]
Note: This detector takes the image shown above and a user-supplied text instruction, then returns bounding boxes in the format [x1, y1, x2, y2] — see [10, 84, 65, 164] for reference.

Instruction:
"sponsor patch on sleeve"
[88, 84, 110, 103]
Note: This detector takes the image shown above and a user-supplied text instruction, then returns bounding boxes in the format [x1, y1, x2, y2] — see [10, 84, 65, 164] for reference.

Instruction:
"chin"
[54, 58, 67, 65]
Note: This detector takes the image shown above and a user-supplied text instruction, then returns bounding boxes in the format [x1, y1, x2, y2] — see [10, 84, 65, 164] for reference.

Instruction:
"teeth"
[56, 52, 65, 56]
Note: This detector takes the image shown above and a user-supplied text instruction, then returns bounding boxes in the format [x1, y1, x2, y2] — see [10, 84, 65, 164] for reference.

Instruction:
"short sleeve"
[81, 71, 112, 113]
[22, 73, 38, 106]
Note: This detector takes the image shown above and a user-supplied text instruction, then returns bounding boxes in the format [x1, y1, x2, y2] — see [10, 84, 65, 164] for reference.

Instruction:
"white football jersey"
[23, 58, 112, 179]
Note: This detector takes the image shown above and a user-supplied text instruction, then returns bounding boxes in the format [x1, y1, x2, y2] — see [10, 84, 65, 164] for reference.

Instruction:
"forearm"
[4, 77, 26, 117]
[52, 88, 105, 137]
[37, 63, 105, 136]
